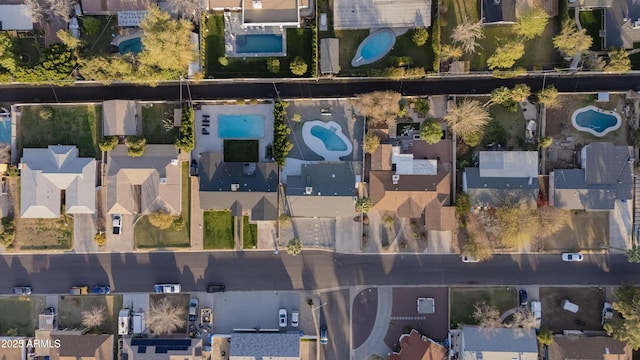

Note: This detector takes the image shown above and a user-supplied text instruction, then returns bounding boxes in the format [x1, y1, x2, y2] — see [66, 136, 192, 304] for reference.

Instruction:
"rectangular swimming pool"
[218, 114, 265, 139]
[0, 119, 11, 144]
[236, 34, 283, 53]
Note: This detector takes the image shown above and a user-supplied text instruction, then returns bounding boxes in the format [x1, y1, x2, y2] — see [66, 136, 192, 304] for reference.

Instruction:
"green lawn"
[135, 162, 190, 248]
[224, 140, 259, 162]
[576, 9, 603, 51]
[0, 297, 45, 336]
[203, 210, 234, 249]
[204, 15, 314, 78]
[19, 104, 102, 159]
[58, 295, 123, 334]
[13, 36, 41, 67]
[80, 16, 118, 57]
[242, 216, 258, 249]
[450, 287, 517, 327]
[483, 104, 535, 150]
[141, 103, 179, 144]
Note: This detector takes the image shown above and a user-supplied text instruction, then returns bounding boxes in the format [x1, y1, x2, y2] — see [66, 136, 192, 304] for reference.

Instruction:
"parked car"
[189, 298, 199, 322]
[154, 284, 181, 293]
[206, 284, 226, 293]
[112, 214, 122, 235]
[530, 301, 542, 328]
[601, 302, 613, 325]
[291, 310, 299, 327]
[461, 255, 479, 263]
[92, 285, 111, 294]
[13, 286, 32, 295]
[519, 290, 528, 307]
[278, 309, 287, 328]
[70, 285, 88, 295]
[320, 327, 328, 345]
[562, 252, 584, 262]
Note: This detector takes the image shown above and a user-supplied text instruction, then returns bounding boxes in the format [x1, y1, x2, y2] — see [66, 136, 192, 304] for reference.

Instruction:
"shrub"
[39, 107, 53, 120]
[82, 16, 102, 36]
[99, 136, 119, 152]
[363, 132, 380, 154]
[6, 165, 19, 177]
[537, 328, 553, 345]
[462, 130, 483, 147]
[292, 113, 302, 123]
[289, 56, 308, 76]
[267, 58, 280, 74]
[356, 197, 372, 213]
[431, 9, 441, 73]
[0, 217, 15, 248]
[390, 56, 412, 67]
[94, 232, 106, 246]
[287, 238, 302, 256]
[420, 120, 442, 144]
[539, 136, 553, 148]
[278, 213, 290, 224]
[175, 106, 194, 152]
[236, 99, 246, 105]
[218, 56, 228, 67]
[383, 215, 395, 226]
[414, 98, 430, 116]
[172, 216, 185, 231]
[455, 192, 471, 219]
[125, 136, 147, 157]
[272, 101, 293, 167]
[412, 27, 429, 46]
[148, 212, 176, 230]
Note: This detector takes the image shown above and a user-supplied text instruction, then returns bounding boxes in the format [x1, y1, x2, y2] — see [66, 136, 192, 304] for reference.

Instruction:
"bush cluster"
[272, 101, 293, 167]
[125, 136, 147, 157]
[99, 136, 119, 152]
[175, 106, 195, 152]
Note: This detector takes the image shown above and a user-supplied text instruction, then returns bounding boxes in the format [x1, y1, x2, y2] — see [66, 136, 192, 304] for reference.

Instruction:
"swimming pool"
[302, 120, 352, 161]
[571, 105, 621, 137]
[0, 119, 10, 144]
[236, 34, 283, 54]
[352, 28, 396, 67]
[310, 125, 348, 151]
[119, 37, 143, 55]
[218, 114, 265, 139]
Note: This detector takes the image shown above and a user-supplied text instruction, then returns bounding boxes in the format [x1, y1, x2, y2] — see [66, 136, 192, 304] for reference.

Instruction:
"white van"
[561, 299, 579, 313]
[132, 313, 145, 334]
[118, 309, 130, 335]
[530, 301, 541, 328]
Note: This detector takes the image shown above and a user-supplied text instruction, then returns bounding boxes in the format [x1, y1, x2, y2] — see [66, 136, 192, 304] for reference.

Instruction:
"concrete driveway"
[106, 214, 134, 252]
[73, 214, 98, 253]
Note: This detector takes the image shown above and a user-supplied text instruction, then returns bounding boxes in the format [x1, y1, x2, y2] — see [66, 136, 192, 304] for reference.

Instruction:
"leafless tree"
[536, 207, 569, 236]
[165, 0, 202, 22]
[23, 0, 72, 24]
[81, 305, 106, 329]
[351, 91, 402, 126]
[148, 297, 186, 335]
[472, 302, 502, 330]
[444, 99, 491, 139]
[451, 18, 485, 54]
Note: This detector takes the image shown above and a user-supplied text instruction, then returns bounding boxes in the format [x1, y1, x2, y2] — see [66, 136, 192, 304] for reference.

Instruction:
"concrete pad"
[609, 200, 632, 252]
[426, 230, 453, 254]
[290, 218, 335, 249]
[257, 220, 277, 250]
[73, 214, 98, 253]
[335, 216, 360, 254]
[122, 293, 150, 314]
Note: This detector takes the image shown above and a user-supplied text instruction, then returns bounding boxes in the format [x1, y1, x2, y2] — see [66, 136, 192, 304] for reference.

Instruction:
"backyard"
[204, 15, 314, 78]
[135, 162, 190, 248]
[484, 104, 533, 150]
[449, 287, 517, 327]
[243, 216, 258, 249]
[203, 210, 234, 249]
[18, 104, 102, 159]
[141, 103, 179, 144]
[58, 295, 123, 334]
[574, 9, 603, 51]
[0, 296, 45, 336]
[224, 140, 258, 162]
[79, 16, 119, 57]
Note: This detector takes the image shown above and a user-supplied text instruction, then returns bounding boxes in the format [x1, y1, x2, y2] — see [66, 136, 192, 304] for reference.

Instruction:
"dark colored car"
[92, 285, 111, 294]
[519, 290, 528, 307]
[206, 284, 226, 293]
[320, 327, 328, 345]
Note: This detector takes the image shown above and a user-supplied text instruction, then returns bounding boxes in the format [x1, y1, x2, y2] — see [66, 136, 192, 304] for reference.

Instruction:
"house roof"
[462, 326, 537, 358]
[123, 338, 203, 360]
[320, 38, 340, 75]
[388, 329, 447, 360]
[106, 144, 181, 215]
[479, 151, 538, 178]
[548, 335, 630, 360]
[20, 146, 96, 218]
[286, 162, 357, 218]
[371, 143, 393, 171]
[0, 337, 28, 360]
[424, 199, 456, 231]
[242, 0, 299, 25]
[482, 0, 516, 23]
[230, 333, 300, 359]
[198, 152, 278, 220]
[584, 143, 633, 185]
[49, 334, 113, 360]
[333, 0, 431, 29]
[82, 0, 151, 13]
[103, 100, 137, 136]
[206, 0, 243, 10]
[0, 5, 33, 30]
[463, 167, 539, 207]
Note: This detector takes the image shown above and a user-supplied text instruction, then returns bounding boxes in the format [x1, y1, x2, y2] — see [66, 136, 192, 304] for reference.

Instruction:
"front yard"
[149, 293, 189, 334]
[449, 287, 517, 327]
[539, 287, 605, 332]
[0, 296, 45, 336]
[203, 210, 234, 249]
[243, 216, 257, 249]
[58, 294, 123, 334]
[141, 103, 179, 144]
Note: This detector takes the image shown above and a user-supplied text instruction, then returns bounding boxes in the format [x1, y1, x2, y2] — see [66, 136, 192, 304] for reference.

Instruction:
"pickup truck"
[153, 284, 181, 293]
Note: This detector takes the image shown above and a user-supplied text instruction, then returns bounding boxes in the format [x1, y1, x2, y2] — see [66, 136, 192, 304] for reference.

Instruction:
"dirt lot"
[540, 210, 608, 252]
[384, 287, 448, 350]
[149, 294, 190, 335]
[58, 295, 123, 334]
[539, 287, 605, 332]
[450, 287, 517, 328]
[0, 296, 45, 336]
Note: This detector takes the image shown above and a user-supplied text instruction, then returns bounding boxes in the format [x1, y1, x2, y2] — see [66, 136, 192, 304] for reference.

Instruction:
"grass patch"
[203, 210, 234, 249]
[577, 9, 603, 51]
[204, 15, 313, 78]
[0, 296, 45, 336]
[484, 104, 536, 150]
[80, 15, 118, 57]
[450, 287, 517, 327]
[13, 36, 41, 67]
[135, 162, 190, 248]
[223, 140, 259, 162]
[19, 104, 103, 159]
[242, 216, 257, 249]
[141, 103, 179, 144]
[58, 295, 123, 334]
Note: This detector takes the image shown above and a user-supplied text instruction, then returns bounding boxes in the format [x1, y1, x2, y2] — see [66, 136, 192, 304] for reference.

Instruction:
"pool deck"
[223, 11, 287, 58]
[193, 103, 275, 162]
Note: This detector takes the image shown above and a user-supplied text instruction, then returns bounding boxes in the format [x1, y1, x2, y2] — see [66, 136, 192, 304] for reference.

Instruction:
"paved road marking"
[390, 316, 427, 320]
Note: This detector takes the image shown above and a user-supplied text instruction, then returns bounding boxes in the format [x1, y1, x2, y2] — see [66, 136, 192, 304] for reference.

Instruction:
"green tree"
[286, 238, 302, 256]
[356, 197, 372, 213]
[462, 130, 483, 147]
[0, 32, 17, 74]
[272, 101, 293, 167]
[412, 27, 429, 46]
[94, 232, 106, 246]
[292, 113, 302, 123]
[414, 98, 430, 116]
[125, 136, 147, 157]
[537, 85, 559, 107]
[539, 136, 553, 148]
[515, 7, 549, 40]
[363, 132, 380, 154]
[553, 19, 592, 58]
[289, 56, 308, 76]
[78, 55, 135, 83]
[487, 41, 525, 70]
[14, 43, 75, 83]
[444, 99, 491, 139]
[5, 165, 19, 177]
[99, 136, 119, 152]
[420, 121, 443, 144]
[267, 58, 280, 73]
[537, 328, 554, 345]
[604, 285, 640, 349]
[510, 83, 531, 102]
[82, 16, 102, 36]
[175, 106, 195, 152]
[56, 29, 83, 50]
[605, 48, 631, 73]
[462, 238, 492, 261]
[488, 86, 513, 107]
[626, 244, 640, 263]
[139, 6, 196, 73]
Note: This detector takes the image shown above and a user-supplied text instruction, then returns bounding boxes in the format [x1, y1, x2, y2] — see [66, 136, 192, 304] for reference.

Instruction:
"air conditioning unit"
[159, 177, 168, 184]
[305, 187, 313, 195]
[231, 183, 240, 191]
[392, 174, 400, 184]
[170, 159, 179, 166]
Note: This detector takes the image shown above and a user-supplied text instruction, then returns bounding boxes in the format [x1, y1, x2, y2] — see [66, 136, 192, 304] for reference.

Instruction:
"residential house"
[482, 0, 558, 24]
[82, 0, 151, 14]
[0, 336, 29, 360]
[550, 142, 633, 210]
[369, 142, 452, 219]
[241, 0, 299, 27]
[285, 162, 358, 218]
[229, 333, 300, 360]
[463, 151, 540, 208]
[333, 0, 430, 29]
[549, 335, 631, 360]
[20, 145, 96, 218]
[199, 152, 278, 221]
[48, 333, 114, 360]
[387, 329, 447, 360]
[450, 326, 538, 360]
[123, 338, 203, 360]
[103, 100, 138, 137]
[0, 5, 33, 31]
[604, 1, 640, 48]
[106, 144, 181, 216]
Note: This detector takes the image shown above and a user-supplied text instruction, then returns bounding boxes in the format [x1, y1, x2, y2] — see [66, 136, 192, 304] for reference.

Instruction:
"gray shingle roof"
[464, 167, 539, 207]
[230, 333, 300, 359]
[479, 151, 538, 178]
[462, 326, 537, 356]
[584, 143, 633, 185]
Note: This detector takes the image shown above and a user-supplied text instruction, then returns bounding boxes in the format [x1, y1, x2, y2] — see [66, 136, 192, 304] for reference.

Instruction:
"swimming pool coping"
[571, 105, 621, 138]
[302, 120, 353, 161]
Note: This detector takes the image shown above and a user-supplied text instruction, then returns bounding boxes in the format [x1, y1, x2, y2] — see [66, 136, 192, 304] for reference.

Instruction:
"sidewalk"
[190, 176, 203, 251]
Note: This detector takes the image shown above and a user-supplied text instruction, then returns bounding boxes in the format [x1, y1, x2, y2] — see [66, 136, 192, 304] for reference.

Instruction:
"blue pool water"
[236, 34, 283, 53]
[119, 37, 143, 55]
[310, 125, 348, 151]
[361, 30, 395, 61]
[0, 119, 10, 144]
[218, 114, 265, 139]
[574, 109, 618, 134]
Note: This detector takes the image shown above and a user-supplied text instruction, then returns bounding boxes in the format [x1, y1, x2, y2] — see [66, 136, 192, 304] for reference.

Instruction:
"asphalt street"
[1, 73, 640, 103]
[3, 251, 638, 294]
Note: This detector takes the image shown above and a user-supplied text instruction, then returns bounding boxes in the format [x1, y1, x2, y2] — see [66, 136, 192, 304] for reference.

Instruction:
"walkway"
[351, 286, 393, 359]
[189, 176, 203, 251]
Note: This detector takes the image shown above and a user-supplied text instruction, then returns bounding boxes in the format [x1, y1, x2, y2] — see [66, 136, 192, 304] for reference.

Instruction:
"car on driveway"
[154, 284, 181, 293]
[519, 290, 528, 307]
[461, 255, 479, 263]
[602, 302, 613, 325]
[278, 309, 287, 328]
[189, 298, 199, 322]
[13, 286, 32, 295]
[531, 301, 541, 328]
[562, 252, 583, 262]
[92, 285, 111, 294]
[70, 286, 88, 295]
[206, 284, 225, 293]
[112, 214, 122, 235]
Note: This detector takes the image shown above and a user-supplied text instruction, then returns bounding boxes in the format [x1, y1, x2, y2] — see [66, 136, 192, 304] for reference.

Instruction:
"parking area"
[539, 287, 606, 332]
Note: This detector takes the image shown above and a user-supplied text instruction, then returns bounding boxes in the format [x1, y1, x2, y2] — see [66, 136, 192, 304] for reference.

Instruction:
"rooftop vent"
[231, 183, 240, 191]
[305, 187, 313, 195]
[170, 159, 179, 166]
[159, 177, 168, 184]
[392, 174, 400, 185]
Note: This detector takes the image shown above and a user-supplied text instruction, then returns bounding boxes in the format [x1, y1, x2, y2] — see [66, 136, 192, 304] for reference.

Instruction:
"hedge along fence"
[201, 12, 207, 75]
[272, 100, 293, 167]
[311, 25, 318, 77]
[431, 2, 441, 74]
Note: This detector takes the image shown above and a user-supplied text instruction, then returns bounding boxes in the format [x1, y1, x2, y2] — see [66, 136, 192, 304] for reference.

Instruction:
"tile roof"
[49, 334, 113, 360]
[549, 335, 630, 360]
[387, 329, 447, 360]
[230, 333, 300, 359]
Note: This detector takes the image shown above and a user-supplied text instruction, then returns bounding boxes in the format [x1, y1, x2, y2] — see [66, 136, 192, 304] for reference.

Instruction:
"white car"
[461, 255, 479, 263]
[278, 309, 287, 328]
[562, 252, 584, 262]
[601, 302, 613, 325]
[291, 310, 299, 327]
[530, 301, 542, 328]
[154, 284, 181, 293]
[112, 214, 122, 235]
